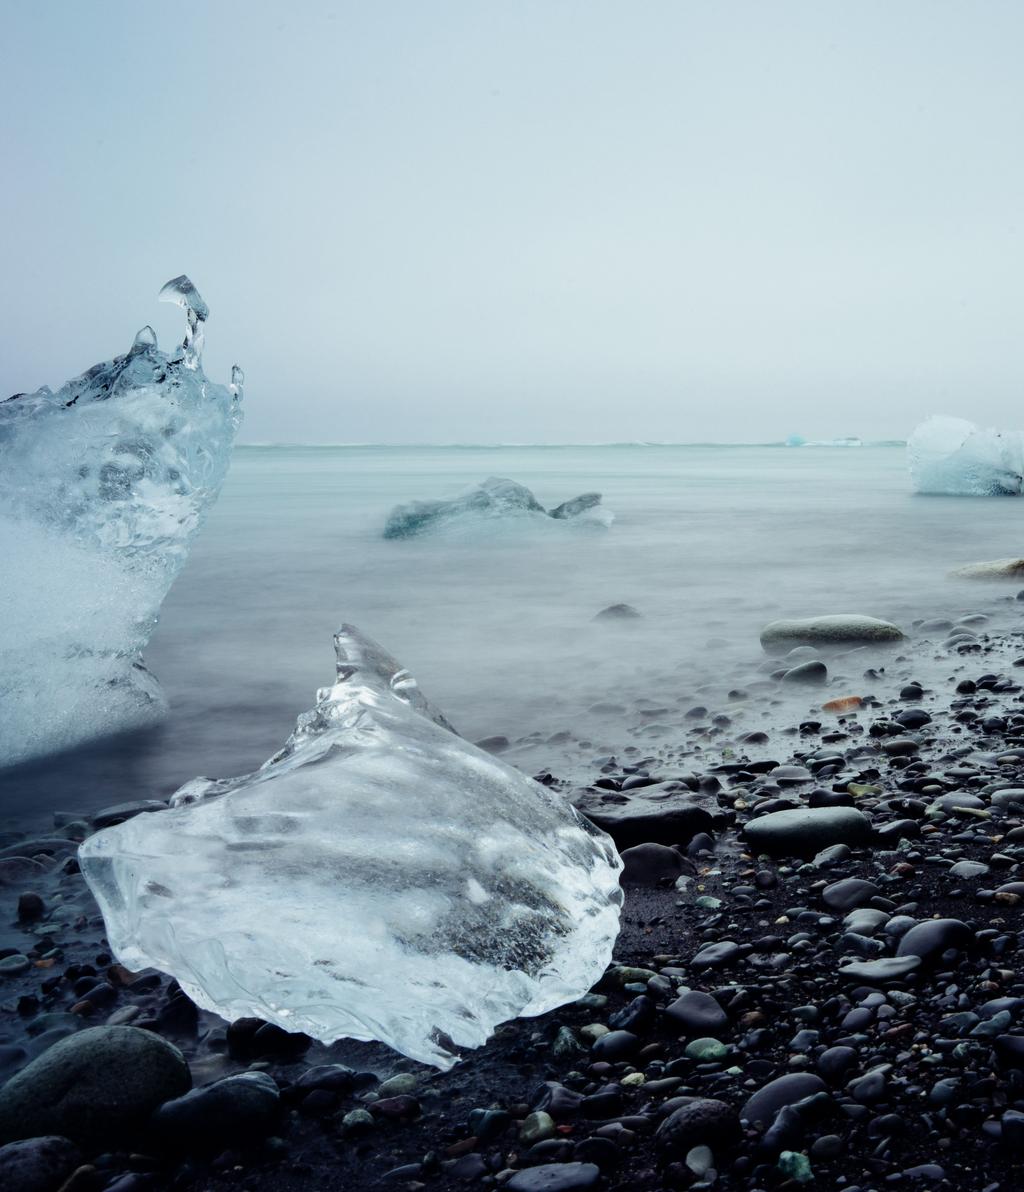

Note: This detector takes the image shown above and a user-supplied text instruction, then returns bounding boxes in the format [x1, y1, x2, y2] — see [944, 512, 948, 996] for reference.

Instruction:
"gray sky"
[3, 1, 1023, 444]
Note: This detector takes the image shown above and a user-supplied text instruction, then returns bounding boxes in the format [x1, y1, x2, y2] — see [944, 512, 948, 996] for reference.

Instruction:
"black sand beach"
[4, 603, 1024, 1191]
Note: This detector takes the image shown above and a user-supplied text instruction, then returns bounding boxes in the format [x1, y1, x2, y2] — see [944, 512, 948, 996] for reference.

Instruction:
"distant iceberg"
[907, 416, 1023, 496]
[0, 277, 242, 767]
[786, 435, 862, 448]
[80, 625, 623, 1069]
[383, 476, 613, 538]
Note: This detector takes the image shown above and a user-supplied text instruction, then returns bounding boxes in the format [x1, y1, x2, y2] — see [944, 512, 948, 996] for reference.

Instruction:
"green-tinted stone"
[553, 1026, 583, 1056]
[778, 1151, 813, 1183]
[519, 1110, 555, 1144]
[684, 1037, 729, 1061]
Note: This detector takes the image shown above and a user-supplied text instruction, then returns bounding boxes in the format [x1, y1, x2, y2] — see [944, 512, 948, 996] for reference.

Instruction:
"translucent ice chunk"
[908, 416, 1023, 496]
[79, 626, 623, 1069]
[384, 476, 613, 538]
[0, 277, 242, 767]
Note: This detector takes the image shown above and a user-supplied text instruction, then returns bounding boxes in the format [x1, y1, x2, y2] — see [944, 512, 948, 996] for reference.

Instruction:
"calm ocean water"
[4, 443, 1023, 830]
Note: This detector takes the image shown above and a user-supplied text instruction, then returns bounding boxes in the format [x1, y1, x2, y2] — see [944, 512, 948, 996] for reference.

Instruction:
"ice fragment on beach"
[383, 476, 613, 538]
[907, 415, 1023, 495]
[0, 277, 242, 767]
[79, 626, 623, 1069]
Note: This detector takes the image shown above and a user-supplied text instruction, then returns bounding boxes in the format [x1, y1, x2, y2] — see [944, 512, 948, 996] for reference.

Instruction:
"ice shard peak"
[132, 325, 157, 351]
[158, 275, 208, 368]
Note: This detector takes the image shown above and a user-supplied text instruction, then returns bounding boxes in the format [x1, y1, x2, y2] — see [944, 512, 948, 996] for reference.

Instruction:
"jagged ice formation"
[383, 476, 612, 538]
[79, 626, 624, 1069]
[0, 277, 243, 767]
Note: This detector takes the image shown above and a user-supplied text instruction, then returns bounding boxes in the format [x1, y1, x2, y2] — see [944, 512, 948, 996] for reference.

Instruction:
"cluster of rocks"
[6, 612, 1024, 1189]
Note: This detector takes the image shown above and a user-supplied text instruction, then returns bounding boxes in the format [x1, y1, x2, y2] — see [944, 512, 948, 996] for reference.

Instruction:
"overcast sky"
[3, 1, 1023, 443]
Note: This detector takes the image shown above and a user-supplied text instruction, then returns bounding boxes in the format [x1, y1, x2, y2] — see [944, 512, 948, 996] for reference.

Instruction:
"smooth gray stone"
[665, 990, 729, 1037]
[0, 1136, 81, 1192]
[506, 1161, 602, 1191]
[822, 878, 879, 911]
[741, 1073, 827, 1126]
[838, 956, 921, 984]
[895, 919, 973, 963]
[619, 843, 689, 885]
[948, 860, 989, 879]
[743, 807, 872, 857]
[150, 1072, 279, 1151]
[843, 908, 890, 936]
[760, 615, 904, 652]
[782, 660, 828, 685]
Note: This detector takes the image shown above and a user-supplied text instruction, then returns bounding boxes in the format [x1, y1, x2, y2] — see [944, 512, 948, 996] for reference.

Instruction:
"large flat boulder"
[951, 558, 1024, 580]
[572, 781, 723, 849]
[760, 615, 904, 652]
[0, 1026, 190, 1147]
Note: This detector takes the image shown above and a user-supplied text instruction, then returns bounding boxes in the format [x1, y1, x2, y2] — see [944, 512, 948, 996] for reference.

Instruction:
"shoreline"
[2, 609, 1024, 1189]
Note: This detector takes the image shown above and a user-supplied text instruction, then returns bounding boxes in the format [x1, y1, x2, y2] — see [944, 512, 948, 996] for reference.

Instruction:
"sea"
[4, 442, 1023, 830]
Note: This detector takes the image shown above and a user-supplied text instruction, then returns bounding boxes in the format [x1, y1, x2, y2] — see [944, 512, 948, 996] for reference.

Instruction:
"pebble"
[821, 877, 879, 910]
[0, 1135, 81, 1192]
[376, 1072, 418, 1096]
[519, 1111, 556, 1144]
[619, 842, 689, 884]
[590, 1030, 639, 1061]
[665, 990, 729, 1036]
[16, 893, 45, 923]
[684, 1037, 729, 1061]
[690, 940, 745, 969]
[777, 1149, 814, 1182]
[741, 1073, 827, 1126]
[782, 660, 828, 684]
[149, 1071, 280, 1151]
[895, 918, 973, 964]
[655, 1098, 740, 1156]
[839, 956, 921, 983]
[506, 1161, 601, 1191]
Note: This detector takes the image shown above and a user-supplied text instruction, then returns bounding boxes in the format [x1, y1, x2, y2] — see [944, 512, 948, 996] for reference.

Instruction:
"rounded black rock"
[655, 1098, 741, 1157]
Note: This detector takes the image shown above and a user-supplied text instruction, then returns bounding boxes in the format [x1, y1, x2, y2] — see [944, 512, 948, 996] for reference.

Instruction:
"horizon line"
[235, 439, 908, 449]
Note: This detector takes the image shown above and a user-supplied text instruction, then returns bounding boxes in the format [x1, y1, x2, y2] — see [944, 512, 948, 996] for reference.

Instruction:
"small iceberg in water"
[0, 277, 243, 767]
[907, 416, 1023, 496]
[786, 435, 862, 448]
[79, 625, 623, 1069]
[383, 475, 613, 538]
